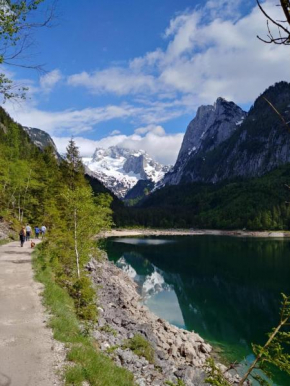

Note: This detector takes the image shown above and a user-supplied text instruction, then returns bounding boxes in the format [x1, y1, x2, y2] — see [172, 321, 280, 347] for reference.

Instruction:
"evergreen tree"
[61, 138, 85, 190]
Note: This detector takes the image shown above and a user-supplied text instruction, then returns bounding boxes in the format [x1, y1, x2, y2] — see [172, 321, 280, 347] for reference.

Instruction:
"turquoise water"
[103, 235, 290, 385]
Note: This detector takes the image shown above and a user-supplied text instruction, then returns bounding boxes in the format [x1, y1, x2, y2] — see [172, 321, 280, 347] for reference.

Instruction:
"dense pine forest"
[114, 166, 290, 230]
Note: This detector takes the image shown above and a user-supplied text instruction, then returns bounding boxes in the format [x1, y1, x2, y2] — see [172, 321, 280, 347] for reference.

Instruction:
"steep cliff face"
[123, 154, 148, 179]
[23, 127, 61, 159]
[206, 82, 290, 182]
[163, 98, 246, 185]
[163, 82, 290, 186]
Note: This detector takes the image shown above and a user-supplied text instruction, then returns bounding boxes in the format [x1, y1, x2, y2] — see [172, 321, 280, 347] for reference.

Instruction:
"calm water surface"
[103, 235, 290, 385]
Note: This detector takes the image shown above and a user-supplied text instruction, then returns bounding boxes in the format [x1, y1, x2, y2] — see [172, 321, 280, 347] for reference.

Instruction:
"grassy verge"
[32, 246, 135, 386]
[0, 238, 10, 246]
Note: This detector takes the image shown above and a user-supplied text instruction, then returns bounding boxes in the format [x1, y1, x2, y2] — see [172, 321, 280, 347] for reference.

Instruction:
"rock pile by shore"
[87, 256, 241, 385]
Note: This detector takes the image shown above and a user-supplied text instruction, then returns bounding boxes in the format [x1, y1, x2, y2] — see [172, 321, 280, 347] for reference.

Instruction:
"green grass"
[122, 334, 155, 364]
[100, 324, 118, 336]
[32, 247, 135, 386]
[0, 238, 9, 246]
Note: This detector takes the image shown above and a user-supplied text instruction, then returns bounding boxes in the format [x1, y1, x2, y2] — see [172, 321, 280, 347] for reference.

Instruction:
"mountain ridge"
[162, 82, 290, 186]
[84, 146, 170, 198]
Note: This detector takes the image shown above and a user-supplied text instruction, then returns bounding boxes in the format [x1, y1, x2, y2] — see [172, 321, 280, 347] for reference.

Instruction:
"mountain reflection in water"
[104, 235, 290, 385]
[116, 253, 185, 328]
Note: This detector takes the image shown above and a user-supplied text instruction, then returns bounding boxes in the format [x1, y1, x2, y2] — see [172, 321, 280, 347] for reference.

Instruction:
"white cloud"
[40, 69, 62, 93]
[134, 124, 166, 136]
[5, 102, 136, 135]
[52, 136, 101, 157]
[53, 125, 184, 165]
[110, 130, 121, 136]
[66, 0, 290, 107]
[67, 68, 158, 95]
[5, 94, 189, 136]
[204, 0, 243, 20]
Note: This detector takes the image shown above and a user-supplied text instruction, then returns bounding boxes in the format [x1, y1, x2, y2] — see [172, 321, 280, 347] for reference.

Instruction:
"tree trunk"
[21, 169, 32, 222]
[18, 194, 21, 221]
[74, 207, 80, 279]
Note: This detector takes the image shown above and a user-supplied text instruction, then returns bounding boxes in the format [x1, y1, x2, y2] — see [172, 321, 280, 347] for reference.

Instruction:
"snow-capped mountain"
[116, 256, 172, 301]
[83, 146, 170, 198]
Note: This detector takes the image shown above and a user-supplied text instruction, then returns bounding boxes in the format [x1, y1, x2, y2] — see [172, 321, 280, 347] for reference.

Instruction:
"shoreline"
[103, 228, 290, 238]
[88, 256, 241, 385]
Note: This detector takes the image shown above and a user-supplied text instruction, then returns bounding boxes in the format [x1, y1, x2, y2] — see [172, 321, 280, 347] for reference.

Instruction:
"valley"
[1, 2, 290, 385]
[23, 82, 290, 233]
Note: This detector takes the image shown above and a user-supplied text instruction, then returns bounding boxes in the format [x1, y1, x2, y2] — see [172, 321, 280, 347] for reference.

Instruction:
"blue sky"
[4, 0, 290, 164]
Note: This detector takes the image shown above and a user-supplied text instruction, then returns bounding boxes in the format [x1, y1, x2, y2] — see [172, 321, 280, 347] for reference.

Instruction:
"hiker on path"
[19, 226, 26, 247]
[41, 225, 47, 239]
[26, 224, 32, 241]
[35, 226, 40, 239]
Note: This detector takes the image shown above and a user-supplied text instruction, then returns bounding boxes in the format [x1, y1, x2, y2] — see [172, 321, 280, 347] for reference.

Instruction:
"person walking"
[41, 225, 47, 239]
[19, 226, 26, 247]
[26, 224, 32, 241]
[35, 226, 40, 239]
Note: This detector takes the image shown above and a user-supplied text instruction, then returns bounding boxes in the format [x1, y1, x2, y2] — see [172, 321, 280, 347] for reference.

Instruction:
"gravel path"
[0, 240, 63, 386]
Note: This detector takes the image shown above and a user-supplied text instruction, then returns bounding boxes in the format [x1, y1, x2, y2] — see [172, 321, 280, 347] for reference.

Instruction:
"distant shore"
[103, 228, 290, 238]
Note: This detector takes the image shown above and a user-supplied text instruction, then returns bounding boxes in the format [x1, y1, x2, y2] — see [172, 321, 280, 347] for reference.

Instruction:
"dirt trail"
[0, 240, 62, 386]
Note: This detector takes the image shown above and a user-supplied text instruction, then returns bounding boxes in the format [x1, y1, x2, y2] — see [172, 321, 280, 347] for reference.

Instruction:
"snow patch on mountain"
[83, 146, 170, 198]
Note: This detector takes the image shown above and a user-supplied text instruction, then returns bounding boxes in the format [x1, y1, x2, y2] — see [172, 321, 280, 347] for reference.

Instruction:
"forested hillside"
[0, 106, 137, 384]
[0, 106, 48, 226]
[114, 165, 290, 230]
[0, 105, 114, 312]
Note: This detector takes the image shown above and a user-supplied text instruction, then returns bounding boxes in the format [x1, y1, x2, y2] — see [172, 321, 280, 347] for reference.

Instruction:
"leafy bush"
[69, 276, 97, 321]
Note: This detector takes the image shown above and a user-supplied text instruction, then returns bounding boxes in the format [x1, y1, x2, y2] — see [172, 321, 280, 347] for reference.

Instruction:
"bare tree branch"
[0, 0, 58, 100]
[257, 0, 290, 45]
[263, 96, 290, 131]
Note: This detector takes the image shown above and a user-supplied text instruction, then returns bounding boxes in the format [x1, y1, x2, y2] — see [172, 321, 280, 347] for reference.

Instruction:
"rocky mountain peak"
[84, 145, 170, 198]
[92, 146, 144, 162]
[161, 81, 290, 187]
[179, 98, 246, 159]
[162, 98, 247, 186]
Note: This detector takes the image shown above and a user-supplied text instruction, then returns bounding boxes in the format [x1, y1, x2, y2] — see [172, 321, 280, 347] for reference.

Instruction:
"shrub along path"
[0, 240, 62, 386]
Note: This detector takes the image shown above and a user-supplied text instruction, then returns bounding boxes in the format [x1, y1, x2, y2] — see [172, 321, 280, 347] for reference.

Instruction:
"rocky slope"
[23, 127, 61, 159]
[162, 82, 290, 186]
[87, 256, 241, 386]
[124, 180, 155, 201]
[84, 146, 170, 198]
[0, 219, 14, 241]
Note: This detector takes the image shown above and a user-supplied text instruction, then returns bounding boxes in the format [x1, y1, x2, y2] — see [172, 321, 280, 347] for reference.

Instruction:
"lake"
[103, 235, 290, 385]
